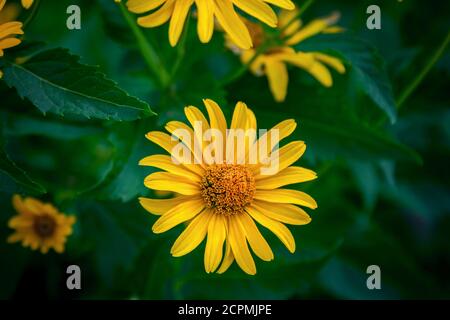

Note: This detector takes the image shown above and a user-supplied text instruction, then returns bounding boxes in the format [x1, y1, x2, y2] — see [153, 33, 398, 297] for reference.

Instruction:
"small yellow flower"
[139, 99, 317, 275]
[21, 0, 33, 9]
[126, 0, 295, 48]
[0, 0, 24, 78]
[227, 9, 346, 102]
[7, 195, 76, 254]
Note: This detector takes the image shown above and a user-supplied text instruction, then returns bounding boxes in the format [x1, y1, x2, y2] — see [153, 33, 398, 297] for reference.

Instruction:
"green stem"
[23, 0, 41, 29]
[118, 3, 170, 88]
[170, 15, 191, 80]
[396, 31, 450, 110]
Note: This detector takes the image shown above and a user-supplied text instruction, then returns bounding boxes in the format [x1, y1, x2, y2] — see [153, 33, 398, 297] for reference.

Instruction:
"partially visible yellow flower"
[7, 195, 76, 254]
[227, 9, 346, 102]
[21, 0, 33, 9]
[0, 0, 24, 78]
[139, 99, 317, 275]
[126, 0, 295, 49]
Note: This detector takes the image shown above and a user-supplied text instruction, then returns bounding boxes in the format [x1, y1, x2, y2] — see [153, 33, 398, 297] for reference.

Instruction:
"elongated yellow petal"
[237, 212, 273, 261]
[144, 171, 200, 195]
[256, 166, 317, 188]
[152, 198, 205, 233]
[171, 210, 212, 256]
[169, 0, 194, 46]
[213, 0, 252, 50]
[0, 22, 24, 39]
[282, 52, 333, 87]
[228, 216, 256, 275]
[139, 196, 190, 215]
[204, 214, 226, 273]
[21, 0, 33, 9]
[195, 0, 214, 43]
[127, 0, 166, 14]
[0, 37, 21, 50]
[145, 131, 205, 176]
[265, 58, 289, 102]
[137, 0, 175, 27]
[139, 154, 201, 182]
[254, 189, 317, 209]
[252, 200, 311, 225]
[313, 52, 346, 74]
[232, 0, 277, 27]
[246, 205, 296, 252]
[217, 238, 234, 274]
[262, 0, 294, 10]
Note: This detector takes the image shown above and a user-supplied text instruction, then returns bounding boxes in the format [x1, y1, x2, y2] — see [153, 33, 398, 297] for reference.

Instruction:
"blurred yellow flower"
[139, 99, 317, 275]
[126, 0, 295, 48]
[0, 0, 24, 78]
[227, 9, 346, 102]
[7, 195, 76, 254]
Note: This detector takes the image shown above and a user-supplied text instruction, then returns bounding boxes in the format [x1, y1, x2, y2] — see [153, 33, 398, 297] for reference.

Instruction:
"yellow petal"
[232, 0, 277, 27]
[217, 238, 235, 274]
[204, 214, 226, 273]
[195, 0, 214, 43]
[139, 154, 201, 182]
[265, 58, 289, 102]
[252, 200, 311, 225]
[127, 0, 166, 14]
[152, 198, 205, 233]
[262, 0, 294, 10]
[213, 0, 252, 50]
[144, 171, 200, 195]
[256, 166, 317, 188]
[137, 0, 175, 28]
[139, 196, 189, 215]
[246, 205, 296, 252]
[313, 52, 346, 74]
[171, 210, 212, 256]
[237, 212, 273, 261]
[21, 0, 33, 9]
[228, 216, 256, 275]
[169, 0, 194, 47]
[254, 189, 317, 209]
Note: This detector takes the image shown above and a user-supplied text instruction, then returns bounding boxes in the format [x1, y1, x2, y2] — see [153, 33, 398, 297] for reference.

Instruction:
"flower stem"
[396, 30, 450, 110]
[118, 3, 170, 88]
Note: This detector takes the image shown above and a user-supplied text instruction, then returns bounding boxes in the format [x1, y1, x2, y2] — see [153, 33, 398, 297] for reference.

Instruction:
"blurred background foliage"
[0, 0, 449, 299]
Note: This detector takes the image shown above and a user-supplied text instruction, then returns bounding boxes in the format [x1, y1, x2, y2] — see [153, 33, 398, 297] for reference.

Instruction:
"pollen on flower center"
[201, 164, 256, 216]
[33, 215, 56, 238]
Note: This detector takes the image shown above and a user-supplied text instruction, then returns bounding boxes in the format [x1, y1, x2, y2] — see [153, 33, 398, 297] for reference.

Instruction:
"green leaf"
[297, 33, 397, 123]
[2, 48, 155, 121]
[0, 146, 46, 195]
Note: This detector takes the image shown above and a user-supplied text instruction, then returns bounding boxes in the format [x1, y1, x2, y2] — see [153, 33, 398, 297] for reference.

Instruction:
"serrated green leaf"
[2, 48, 155, 121]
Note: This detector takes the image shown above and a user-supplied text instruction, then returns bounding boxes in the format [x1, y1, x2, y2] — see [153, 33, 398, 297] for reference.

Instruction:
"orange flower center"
[201, 164, 256, 216]
[33, 215, 56, 238]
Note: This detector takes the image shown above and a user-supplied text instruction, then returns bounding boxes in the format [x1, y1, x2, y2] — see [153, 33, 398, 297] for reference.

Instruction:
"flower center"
[33, 215, 56, 238]
[201, 164, 256, 216]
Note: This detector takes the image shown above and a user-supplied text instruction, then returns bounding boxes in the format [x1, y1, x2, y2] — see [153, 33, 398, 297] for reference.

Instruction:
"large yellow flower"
[7, 195, 76, 254]
[0, 0, 24, 78]
[139, 99, 317, 275]
[126, 0, 295, 48]
[227, 9, 346, 102]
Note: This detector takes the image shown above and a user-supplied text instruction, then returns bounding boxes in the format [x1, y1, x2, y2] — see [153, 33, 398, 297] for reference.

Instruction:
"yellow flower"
[139, 99, 317, 275]
[227, 10, 346, 102]
[126, 0, 295, 48]
[7, 195, 76, 254]
[0, 0, 24, 78]
[21, 0, 33, 9]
